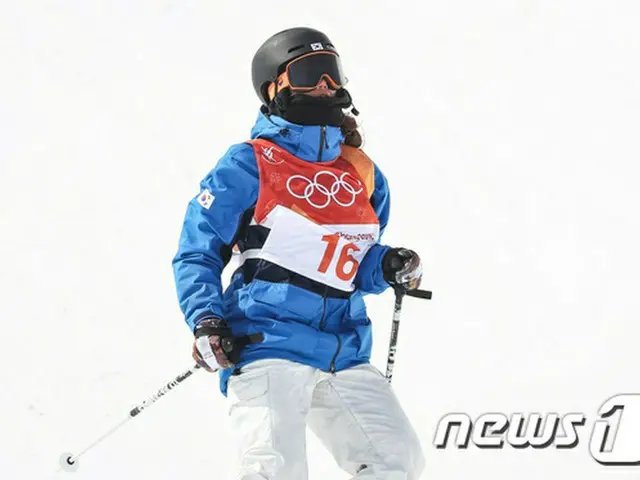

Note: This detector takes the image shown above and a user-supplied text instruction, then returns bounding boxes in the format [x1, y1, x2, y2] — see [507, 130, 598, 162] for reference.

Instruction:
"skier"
[173, 27, 426, 480]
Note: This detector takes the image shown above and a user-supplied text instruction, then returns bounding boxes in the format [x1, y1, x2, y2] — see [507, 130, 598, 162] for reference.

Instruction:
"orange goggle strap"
[267, 52, 345, 101]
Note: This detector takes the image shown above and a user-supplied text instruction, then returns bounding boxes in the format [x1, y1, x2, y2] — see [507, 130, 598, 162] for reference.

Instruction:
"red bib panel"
[247, 139, 380, 292]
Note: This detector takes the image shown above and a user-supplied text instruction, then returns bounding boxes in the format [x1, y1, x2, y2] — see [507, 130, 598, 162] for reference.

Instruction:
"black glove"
[192, 318, 236, 372]
[192, 318, 265, 372]
[382, 248, 423, 291]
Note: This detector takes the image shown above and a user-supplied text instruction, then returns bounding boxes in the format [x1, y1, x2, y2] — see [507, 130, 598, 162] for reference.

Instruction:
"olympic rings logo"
[286, 171, 364, 209]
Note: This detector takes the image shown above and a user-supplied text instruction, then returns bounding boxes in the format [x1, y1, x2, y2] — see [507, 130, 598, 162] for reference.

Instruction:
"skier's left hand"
[382, 247, 423, 291]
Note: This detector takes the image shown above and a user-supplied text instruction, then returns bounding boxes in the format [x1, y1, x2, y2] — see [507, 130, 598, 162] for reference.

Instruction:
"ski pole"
[59, 363, 202, 472]
[385, 288, 432, 383]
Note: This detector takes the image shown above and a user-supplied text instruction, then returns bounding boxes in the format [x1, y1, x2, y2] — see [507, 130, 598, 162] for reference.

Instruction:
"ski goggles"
[268, 51, 347, 100]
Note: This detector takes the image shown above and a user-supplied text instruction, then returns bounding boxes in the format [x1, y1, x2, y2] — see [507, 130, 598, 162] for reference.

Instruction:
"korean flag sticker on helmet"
[197, 188, 215, 209]
[310, 42, 324, 51]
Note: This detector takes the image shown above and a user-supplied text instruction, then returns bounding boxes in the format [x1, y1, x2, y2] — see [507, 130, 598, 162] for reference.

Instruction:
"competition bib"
[258, 205, 378, 291]
[248, 139, 380, 292]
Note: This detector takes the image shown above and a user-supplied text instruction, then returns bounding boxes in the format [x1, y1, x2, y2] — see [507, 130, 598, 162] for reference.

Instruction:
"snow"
[2, 0, 640, 478]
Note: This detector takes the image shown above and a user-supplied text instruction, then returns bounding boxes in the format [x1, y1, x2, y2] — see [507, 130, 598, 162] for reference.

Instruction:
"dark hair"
[340, 115, 363, 148]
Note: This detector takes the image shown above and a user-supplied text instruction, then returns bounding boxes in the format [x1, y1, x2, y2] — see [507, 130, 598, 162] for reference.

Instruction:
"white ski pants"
[226, 358, 425, 480]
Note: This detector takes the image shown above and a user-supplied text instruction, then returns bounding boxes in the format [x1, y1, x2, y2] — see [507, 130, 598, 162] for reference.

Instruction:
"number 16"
[317, 233, 360, 281]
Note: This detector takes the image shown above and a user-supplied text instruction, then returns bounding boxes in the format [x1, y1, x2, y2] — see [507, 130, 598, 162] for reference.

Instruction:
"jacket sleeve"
[172, 143, 259, 332]
[354, 162, 392, 294]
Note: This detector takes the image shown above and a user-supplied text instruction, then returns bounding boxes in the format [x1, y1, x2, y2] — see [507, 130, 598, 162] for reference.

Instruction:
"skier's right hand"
[192, 318, 236, 372]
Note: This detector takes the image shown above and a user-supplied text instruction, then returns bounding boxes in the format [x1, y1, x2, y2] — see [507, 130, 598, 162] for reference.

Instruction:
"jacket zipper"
[318, 285, 343, 374]
[319, 285, 328, 330]
[314, 122, 339, 373]
[329, 334, 342, 374]
[318, 125, 326, 161]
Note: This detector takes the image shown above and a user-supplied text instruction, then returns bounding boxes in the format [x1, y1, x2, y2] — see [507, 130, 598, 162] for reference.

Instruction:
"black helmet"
[251, 27, 340, 105]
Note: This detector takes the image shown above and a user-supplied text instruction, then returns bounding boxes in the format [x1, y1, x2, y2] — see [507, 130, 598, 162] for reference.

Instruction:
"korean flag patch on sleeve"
[197, 188, 215, 209]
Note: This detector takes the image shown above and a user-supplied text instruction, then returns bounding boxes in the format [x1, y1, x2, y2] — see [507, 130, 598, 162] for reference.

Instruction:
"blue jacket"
[172, 110, 392, 395]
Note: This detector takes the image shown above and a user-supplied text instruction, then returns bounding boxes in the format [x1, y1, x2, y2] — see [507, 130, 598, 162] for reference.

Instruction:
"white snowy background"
[2, 0, 640, 479]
